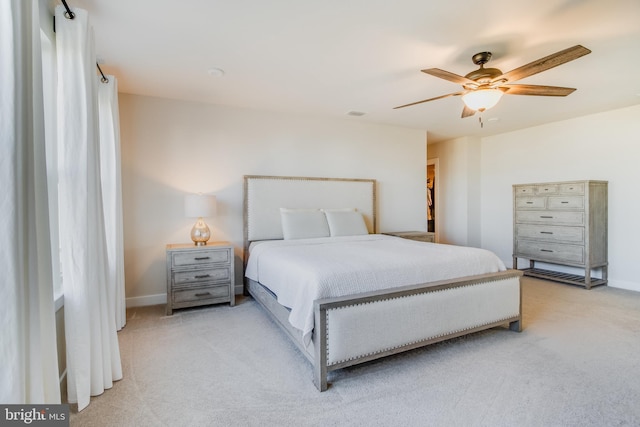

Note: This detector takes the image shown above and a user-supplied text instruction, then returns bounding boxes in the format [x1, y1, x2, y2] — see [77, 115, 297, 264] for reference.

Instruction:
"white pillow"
[324, 210, 369, 237]
[280, 208, 330, 240]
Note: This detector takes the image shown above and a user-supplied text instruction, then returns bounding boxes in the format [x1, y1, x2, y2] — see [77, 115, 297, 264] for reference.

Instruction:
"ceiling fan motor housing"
[464, 52, 504, 86]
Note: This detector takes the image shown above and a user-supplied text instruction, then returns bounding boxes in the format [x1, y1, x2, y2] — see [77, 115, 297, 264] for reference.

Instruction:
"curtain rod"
[61, 0, 75, 19]
[96, 63, 109, 84]
[58, 1, 110, 84]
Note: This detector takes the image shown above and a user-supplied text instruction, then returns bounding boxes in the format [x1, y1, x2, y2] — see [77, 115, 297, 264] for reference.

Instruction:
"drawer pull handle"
[195, 292, 211, 297]
[540, 249, 554, 253]
[194, 256, 211, 261]
[194, 274, 211, 279]
[540, 231, 553, 234]
[526, 202, 533, 204]
[540, 215, 553, 219]
[561, 201, 569, 204]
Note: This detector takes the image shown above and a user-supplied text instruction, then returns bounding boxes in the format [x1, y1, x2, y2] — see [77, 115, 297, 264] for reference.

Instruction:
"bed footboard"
[313, 270, 522, 391]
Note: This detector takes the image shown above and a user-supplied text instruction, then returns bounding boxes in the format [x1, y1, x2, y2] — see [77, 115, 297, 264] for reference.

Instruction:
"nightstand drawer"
[173, 266, 231, 286]
[382, 231, 435, 243]
[173, 284, 230, 304]
[171, 249, 230, 267]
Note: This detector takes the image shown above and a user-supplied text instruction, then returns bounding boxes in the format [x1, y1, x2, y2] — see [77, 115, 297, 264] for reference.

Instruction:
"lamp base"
[191, 218, 211, 246]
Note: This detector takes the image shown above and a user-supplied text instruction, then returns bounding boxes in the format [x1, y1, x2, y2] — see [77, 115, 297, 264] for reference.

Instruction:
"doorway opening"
[427, 158, 439, 239]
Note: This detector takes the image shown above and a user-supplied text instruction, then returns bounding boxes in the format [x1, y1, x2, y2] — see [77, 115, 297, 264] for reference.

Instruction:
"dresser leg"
[585, 266, 592, 290]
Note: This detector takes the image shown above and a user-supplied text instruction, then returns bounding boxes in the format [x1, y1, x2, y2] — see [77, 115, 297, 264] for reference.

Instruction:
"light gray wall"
[429, 104, 640, 292]
[119, 94, 428, 304]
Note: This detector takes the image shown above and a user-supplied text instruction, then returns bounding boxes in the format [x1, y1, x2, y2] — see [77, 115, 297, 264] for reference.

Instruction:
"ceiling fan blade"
[461, 105, 476, 118]
[394, 91, 465, 109]
[422, 68, 477, 86]
[496, 45, 591, 83]
[502, 84, 577, 96]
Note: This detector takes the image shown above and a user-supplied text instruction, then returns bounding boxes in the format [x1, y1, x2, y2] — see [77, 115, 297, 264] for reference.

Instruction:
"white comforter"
[245, 234, 506, 344]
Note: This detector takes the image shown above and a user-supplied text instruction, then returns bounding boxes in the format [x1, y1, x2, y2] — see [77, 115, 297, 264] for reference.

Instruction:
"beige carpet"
[70, 277, 640, 426]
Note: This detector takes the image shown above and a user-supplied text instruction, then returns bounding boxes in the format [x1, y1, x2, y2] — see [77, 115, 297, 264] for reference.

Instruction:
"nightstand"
[166, 242, 235, 315]
[383, 231, 435, 243]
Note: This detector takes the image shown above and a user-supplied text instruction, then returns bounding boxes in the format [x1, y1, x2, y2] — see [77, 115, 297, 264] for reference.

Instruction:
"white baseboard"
[608, 279, 640, 292]
[126, 290, 244, 308]
[126, 293, 167, 308]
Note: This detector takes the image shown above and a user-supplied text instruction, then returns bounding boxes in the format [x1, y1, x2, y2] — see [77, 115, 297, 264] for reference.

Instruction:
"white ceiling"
[49, 0, 640, 143]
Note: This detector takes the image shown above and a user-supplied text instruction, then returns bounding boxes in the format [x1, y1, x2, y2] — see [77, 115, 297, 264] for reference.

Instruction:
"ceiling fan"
[394, 45, 591, 118]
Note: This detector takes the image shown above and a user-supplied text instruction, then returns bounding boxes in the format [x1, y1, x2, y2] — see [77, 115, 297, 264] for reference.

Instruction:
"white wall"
[429, 104, 640, 292]
[119, 94, 428, 304]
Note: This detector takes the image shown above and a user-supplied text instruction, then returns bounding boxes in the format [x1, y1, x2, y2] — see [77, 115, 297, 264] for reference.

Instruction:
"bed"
[243, 175, 522, 391]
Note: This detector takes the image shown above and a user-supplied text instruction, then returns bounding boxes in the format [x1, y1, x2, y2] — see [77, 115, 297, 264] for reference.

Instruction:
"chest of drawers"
[513, 180, 608, 289]
[166, 242, 235, 315]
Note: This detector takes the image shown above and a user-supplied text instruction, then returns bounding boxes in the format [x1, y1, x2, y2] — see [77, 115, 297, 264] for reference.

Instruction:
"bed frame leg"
[314, 366, 328, 392]
[314, 303, 329, 391]
[509, 318, 522, 332]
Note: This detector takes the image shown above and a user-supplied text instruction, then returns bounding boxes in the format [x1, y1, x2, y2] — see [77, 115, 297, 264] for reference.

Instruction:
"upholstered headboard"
[243, 175, 377, 261]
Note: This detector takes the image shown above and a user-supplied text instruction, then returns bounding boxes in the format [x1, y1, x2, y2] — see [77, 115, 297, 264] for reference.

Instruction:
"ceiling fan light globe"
[462, 89, 503, 112]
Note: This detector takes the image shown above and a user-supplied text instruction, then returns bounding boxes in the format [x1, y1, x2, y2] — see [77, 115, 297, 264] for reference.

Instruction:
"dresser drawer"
[516, 241, 584, 264]
[558, 183, 585, 194]
[173, 284, 230, 304]
[547, 196, 584, 210]
[535, 184, 558, 194]
[516, 224, 584, 244]
[173, 266, 230, 286]
[514, 186, 536, 195]
[171, 249, 230, 267]
[516, 197, 546, 209]
[516, 210, 584, 225]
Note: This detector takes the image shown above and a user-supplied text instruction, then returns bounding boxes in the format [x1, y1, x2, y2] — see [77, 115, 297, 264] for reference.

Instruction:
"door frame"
[427, 158, 439, 243]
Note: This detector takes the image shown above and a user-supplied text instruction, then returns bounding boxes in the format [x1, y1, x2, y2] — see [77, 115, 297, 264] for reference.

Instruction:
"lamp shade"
[184, 194, 217, 218]
[462, 88, 503, 112]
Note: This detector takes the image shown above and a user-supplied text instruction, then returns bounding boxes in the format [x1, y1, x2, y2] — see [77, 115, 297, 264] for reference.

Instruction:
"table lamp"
[184, 194, 217, 246]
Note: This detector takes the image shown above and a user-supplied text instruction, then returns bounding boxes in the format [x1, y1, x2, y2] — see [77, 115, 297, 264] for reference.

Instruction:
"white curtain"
[0, 0, 61, 404]
[55, 5, 122, 411]
[98, 76, 127, 331]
